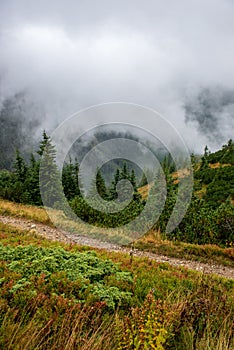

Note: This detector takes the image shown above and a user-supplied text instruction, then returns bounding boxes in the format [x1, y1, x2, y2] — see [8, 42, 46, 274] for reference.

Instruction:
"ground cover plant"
[0, 199, 233, 267]
[0, 135, 233, 348]
[0, 222, 233, 349]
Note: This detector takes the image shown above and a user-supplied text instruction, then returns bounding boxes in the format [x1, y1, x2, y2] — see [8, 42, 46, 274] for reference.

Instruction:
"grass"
[0, 199, 233, 268]
[0, 199, 136, 245]
[134, 230, 234, 267]
[195, 183, 208, 198]
[0, 222, 233, 349]
[137, 182, 153, 200]
[209, 162, 231, 169]
[0, 199, 52, 226]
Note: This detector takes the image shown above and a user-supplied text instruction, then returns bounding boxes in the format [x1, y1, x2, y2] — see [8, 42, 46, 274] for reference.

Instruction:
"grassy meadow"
[0, 207, 233, 349]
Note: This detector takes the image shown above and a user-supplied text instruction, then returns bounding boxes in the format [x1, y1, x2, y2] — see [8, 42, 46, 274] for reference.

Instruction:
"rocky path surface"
[0, 215, 233, 280]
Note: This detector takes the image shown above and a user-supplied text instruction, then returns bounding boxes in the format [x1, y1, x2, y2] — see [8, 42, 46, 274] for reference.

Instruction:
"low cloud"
[0, 0, 234, 152]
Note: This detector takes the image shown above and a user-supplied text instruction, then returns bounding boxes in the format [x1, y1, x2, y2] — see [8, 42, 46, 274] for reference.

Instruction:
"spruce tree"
[96, 170, 108, 199]
[74, 158, 81, 193]
[37, 130, 50, 157]
[88, 169, 108, 200]
[24, 154, 41, 205]
[62, 156, 81, 200]
[120, 161, 129, 180]
[39, 131, 62, 208]
[139, 171, 148, 187]
[201, 145, 210, 169]
[13, 150, 27, 183]
[109, 168, 120, 200]
[11, 150, 27, 202]
[130, 169, 137, 191]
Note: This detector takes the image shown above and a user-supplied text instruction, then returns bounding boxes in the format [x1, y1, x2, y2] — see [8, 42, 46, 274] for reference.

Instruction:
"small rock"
[163, 257, 169, 261]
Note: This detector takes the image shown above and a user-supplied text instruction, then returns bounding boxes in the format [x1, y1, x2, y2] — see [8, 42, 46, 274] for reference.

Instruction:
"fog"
[0, 0, 234, 152]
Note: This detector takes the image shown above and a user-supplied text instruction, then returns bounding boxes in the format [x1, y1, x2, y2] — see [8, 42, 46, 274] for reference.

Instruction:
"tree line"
[0, 132, 233, 247]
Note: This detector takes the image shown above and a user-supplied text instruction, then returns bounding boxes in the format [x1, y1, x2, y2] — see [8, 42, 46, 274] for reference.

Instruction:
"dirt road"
[0, 214, 233, 280]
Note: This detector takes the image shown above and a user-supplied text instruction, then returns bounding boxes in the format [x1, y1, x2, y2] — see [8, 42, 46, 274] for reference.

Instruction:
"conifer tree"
[139, 171, 148, 187]
[39, 131, 62, 208]
[62, 156, 81, 200]
[120, 161, 129, 180]
[96, 170, 108, 199]
[201, 145, 210, 169]
[24, 154, 41, 205]
[14, 150, 27, 183]
[37, 130, 50, 157]
[130, 169, 137, 190]
[88, 169, 108, 200]
[11, 150, 27, 202]
[74, 158, 81, 192]
[109, 168, 120, 200]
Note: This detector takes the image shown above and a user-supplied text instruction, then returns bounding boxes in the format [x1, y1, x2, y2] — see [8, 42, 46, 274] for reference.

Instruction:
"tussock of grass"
[0, 299, 116, 350]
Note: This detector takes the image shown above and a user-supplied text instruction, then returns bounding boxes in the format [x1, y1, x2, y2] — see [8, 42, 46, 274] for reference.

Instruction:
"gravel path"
[0, 214, 233, 280]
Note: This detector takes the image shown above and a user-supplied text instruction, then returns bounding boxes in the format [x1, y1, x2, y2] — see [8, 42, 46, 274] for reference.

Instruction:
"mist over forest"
[0, 0, 233, 241]
[1, 0, 234, 165]
[0, 3, 234, 350]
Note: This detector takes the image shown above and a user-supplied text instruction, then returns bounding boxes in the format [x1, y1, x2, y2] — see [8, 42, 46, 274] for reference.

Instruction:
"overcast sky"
[0, 0, 234, 152]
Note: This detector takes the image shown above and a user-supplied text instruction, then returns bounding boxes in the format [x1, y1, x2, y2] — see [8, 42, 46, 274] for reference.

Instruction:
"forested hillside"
[0, 132, 233, 247]
[193, 140, 234, 207]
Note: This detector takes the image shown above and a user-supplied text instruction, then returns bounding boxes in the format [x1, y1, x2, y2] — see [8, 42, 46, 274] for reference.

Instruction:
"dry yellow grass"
[0, 199, 134, 245]
[171, 168, 191, 179]
[49, 208, 132, 245]
[137, 183, 153, 200]
[138, 228, 163, 244]
[135, 231, 234, 267]
[209, 162, 231, 169]
[0, 199, 52, 225]
[171, 168, 191, 185]
[138, 168, 191, 195]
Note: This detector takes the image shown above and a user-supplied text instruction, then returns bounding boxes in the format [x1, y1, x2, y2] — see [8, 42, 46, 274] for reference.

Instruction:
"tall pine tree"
[39, 131, 63, 208]
[62, 156, 81, 200]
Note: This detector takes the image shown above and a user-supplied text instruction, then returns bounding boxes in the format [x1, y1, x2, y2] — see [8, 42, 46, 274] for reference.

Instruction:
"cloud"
[184, 86, 234, 144]
[0, 0, 234, 152]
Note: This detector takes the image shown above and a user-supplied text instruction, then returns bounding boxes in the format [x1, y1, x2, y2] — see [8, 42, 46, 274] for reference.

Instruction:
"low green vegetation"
[153, 141, 234, 246]
[0, 131, 233, 349]
[0, 199, 233, 266]
[194, 141, 234, 208]
[0, 222, 233, 349]
[0, 132, 233, 248]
